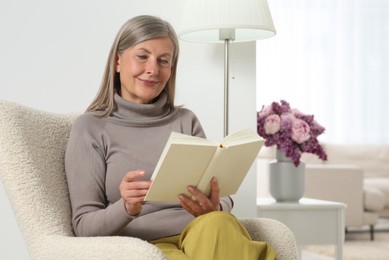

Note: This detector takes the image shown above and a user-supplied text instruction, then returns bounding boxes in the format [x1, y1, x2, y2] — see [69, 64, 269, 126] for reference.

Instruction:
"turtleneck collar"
[108, 92, 179, 127]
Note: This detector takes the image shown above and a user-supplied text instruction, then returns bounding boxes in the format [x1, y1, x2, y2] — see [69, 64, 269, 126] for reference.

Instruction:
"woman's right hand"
[119, 170, 151, 216]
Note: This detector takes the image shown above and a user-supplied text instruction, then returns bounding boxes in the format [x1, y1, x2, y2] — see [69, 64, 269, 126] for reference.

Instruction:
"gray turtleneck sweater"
[65, 93, 233, 241]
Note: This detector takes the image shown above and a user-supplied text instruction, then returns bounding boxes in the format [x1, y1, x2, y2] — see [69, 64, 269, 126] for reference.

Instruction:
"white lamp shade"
[179, 0, 276, 43]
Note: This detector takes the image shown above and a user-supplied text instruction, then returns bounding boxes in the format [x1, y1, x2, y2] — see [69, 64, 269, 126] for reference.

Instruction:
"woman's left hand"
[179, 177, 221, 217]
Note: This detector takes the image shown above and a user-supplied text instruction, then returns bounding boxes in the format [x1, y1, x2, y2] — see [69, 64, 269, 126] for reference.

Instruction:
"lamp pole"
[220, 29, 235, 137]
[223, 39, 230, 137]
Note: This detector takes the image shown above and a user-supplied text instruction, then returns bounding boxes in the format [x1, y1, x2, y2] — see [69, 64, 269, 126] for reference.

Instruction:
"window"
[257, 0, 389, 144]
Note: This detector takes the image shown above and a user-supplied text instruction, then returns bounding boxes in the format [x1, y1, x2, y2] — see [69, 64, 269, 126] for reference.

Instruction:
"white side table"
[257, 197, 346, 260]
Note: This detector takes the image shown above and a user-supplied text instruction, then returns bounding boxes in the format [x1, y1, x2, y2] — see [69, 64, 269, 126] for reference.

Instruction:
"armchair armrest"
[38, 235, 166, 260]
[240, 218, 298, 260]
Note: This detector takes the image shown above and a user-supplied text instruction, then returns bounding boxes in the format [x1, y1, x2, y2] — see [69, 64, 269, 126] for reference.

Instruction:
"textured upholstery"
[0, 100, 298, 260]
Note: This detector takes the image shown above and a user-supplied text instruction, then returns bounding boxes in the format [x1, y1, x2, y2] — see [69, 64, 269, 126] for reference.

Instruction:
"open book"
[144, 129, 264, 202]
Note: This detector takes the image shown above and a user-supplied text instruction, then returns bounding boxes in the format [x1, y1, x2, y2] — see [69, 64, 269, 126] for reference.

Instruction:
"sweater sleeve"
[220, 196, 234, 211]
[65, 114, 133, 237]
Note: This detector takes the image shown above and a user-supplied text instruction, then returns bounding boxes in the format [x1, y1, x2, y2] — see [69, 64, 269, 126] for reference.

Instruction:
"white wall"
[0, 0, 257, 258]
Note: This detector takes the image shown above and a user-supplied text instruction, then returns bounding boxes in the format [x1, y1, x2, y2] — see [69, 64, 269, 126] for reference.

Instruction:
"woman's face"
[116, 36, 174, 104]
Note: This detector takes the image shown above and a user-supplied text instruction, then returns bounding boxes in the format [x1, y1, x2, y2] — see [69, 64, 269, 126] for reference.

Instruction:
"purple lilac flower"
[257, 100, 327, 166]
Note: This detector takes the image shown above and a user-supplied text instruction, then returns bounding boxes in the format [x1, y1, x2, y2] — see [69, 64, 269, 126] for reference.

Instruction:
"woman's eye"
[137, 55, 148, 61]
[159, 59, 170, 66]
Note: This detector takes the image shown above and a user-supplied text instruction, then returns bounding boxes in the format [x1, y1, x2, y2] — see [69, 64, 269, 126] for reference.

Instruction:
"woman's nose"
[145, 59, 159, 75]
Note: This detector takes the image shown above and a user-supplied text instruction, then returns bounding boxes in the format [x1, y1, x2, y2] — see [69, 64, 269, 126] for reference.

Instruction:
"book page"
[144, 133, 217, 202]
[222, 129, 263, 146]
[196, 139, 263, 197]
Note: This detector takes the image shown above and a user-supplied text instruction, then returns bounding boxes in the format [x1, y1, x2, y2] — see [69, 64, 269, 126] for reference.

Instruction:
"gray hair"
[87, 15, 179, 116]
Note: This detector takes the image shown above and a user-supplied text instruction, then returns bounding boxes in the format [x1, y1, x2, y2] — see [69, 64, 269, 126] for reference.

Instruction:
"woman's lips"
[139, 78, 159, 86]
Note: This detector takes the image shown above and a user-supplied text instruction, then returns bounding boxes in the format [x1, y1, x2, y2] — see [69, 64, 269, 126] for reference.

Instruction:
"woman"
[65, 15, 275, 259]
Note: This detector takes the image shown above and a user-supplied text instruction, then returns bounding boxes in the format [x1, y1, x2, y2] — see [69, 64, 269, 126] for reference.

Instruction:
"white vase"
[269, 149, 305, 202]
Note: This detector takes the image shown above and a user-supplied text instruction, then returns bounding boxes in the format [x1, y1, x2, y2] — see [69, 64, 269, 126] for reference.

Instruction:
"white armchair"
[0, 100, 298, 260]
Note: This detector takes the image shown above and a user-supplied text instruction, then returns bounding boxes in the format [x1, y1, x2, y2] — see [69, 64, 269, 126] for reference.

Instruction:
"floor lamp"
[179, 0, 276, 137]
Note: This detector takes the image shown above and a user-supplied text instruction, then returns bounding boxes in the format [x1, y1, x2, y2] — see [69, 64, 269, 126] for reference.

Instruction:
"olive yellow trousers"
[150, 211, 276, 260]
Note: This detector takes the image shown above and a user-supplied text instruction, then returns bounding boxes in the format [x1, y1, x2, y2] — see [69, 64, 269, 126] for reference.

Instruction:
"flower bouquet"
[257, 100, 327, 166]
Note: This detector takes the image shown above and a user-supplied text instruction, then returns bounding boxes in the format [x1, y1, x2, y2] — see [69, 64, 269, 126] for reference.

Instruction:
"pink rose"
[264, 114, 281, 134]
[281, 112, 295, 123]
[258, 105, 273, 119]
[291, 119, 311, 143]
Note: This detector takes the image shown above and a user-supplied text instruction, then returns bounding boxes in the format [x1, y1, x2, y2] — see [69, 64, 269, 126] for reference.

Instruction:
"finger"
[180, 199, 195, 215]
[179, 193, 197, 207]
[209, 177, 221, 208]
[125, 181, 152, 190]
[120, 180, 151, 197]
[122, 170, 145, 182]
[122, 188, 149, 199]
[187, 186, 208, 204]
[186, 186, 214, 210]
[179, 194, 202, 216]
[120, 178, 151, 201]
[121, 184, 151, 200]
[180, 191, 214, 217]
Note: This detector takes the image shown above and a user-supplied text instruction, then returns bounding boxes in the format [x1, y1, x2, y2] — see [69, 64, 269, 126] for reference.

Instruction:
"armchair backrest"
[0, 101, 76, 249]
